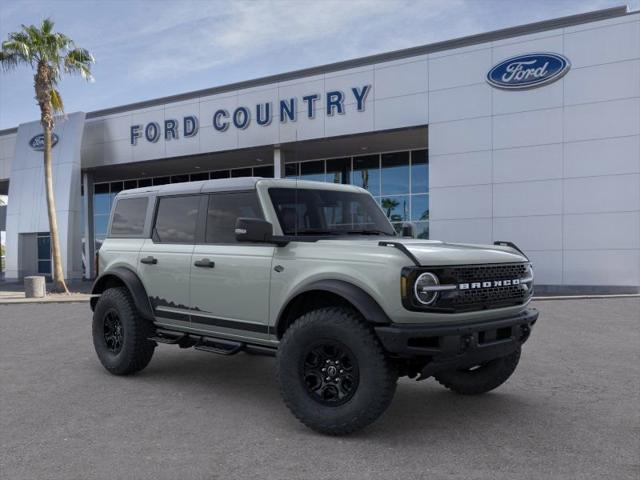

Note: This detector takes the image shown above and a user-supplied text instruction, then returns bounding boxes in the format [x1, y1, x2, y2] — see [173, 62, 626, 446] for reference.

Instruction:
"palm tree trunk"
[43, 123, 68, 294]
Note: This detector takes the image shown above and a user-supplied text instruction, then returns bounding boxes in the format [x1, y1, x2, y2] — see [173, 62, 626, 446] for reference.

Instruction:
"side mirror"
[401, 222, 416, 238]
[235, 217, 273, 243]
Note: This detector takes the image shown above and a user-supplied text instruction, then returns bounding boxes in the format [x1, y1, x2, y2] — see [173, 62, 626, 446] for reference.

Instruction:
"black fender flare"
[276, 279, 392, 333]
[90, 267, 154, 321]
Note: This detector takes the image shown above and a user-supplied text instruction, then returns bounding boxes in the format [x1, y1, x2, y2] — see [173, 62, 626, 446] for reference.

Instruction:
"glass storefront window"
[285, 163, 299, 178]
[411, 194, 429, 221]
[189, 172, 209, 182]
[414, 221, 429, 239]
[153, 176, 170, 185]
[351, 155, 380, 196]
[138, 178, 152, 187]
[211, 170, 230, 179]
[380, 195, 409, 223]
[124, 180, 138, 190]
[231, 168, 252, 178]
[94, 215, 109, 236]
[300, 160, 325, 182]
[93, 183, 110, 216]
[381, 151, 410, 195]
[253, 165, 274, 178]
[411, 149, 428, 194]
[171, 174, 189, 183]
[37, 232, 51, 275]
[326, 157, 350, 184]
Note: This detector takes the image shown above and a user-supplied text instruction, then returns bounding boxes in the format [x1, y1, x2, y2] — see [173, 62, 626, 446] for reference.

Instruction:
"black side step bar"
[194, 337, 245, 356]
[378, 241, 421, 266]
[149, 329, 188, 345]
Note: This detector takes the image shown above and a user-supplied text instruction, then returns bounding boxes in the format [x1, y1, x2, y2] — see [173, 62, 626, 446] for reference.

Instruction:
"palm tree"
[0, 18, 94, 292]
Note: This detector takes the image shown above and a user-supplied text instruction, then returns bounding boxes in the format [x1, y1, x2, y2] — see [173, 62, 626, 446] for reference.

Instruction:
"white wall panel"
[564, 20, 640, 68]
[493, 108, 562, 150]
[563, 250, 640, 286]
[493, 215, 562, 251]
[526, 250, 563, 284]
[428, 48, 492, 90]
[493, 180, 562, 217]
[429, 218, 493, 244]
[429, 116, 491, 155]
[374, 60, 427, 100]
[492, 80, 563, 115]
[564, 212, 640, 250]
[429, 184, 492, 220]
[564, 60, 640, 106]
[564, 135, 640, 178]
[429, 150, 492, 188]
[493, 143, 562, 183]
[373, 93, 428, 131]
[492, 32, 563, 58]
[324, 68, 374, 107]
[564, 98, 640, 143]
[325, 102, 374, 138]
[428, 84, 491, 123]
[563, 174, 640, 214]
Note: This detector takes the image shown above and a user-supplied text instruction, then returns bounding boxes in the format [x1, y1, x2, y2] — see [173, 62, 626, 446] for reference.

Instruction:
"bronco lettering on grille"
[459, 279, 521, 290]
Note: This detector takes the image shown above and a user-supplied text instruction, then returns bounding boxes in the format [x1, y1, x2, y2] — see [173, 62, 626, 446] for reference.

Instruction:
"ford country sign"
[487, 53, 570, 90]
[29, 133, 59, 151]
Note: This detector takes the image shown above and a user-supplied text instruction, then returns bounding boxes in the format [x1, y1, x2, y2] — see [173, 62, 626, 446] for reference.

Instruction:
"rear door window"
[205, 192, 264, 243]
[110, 197, 148, 236]
[153, 195, 200, 243]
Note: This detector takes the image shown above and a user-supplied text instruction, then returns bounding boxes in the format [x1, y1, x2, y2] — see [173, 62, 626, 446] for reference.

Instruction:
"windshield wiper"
[291, 229, 343, 235]
[345, 229, 393, 236]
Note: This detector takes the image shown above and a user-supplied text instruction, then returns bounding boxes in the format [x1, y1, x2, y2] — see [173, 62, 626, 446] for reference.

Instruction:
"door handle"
[140, 256, 158, 265]
[194, 258, 215, 268]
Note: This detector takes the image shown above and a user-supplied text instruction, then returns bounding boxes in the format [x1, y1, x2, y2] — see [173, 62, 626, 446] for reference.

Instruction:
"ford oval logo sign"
[487, 53, 570, 90]
[29, 133, 59, 151]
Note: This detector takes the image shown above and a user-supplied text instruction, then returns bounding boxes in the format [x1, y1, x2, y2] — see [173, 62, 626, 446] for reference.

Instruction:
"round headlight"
[414, 272, 440, 305]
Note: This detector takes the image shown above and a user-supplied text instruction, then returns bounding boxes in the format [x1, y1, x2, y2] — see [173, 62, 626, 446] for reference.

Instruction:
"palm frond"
[50, 88, 64, 113]
[64, 47, 94, 81]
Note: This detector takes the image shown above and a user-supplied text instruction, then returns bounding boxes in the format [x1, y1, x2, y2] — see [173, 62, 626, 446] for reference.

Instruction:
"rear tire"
[434, 348, 521, 395]
[92, 287, 156, 375]
[277, 307, 397, 435]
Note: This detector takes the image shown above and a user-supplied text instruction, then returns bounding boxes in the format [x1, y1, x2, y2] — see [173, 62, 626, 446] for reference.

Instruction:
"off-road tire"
[434, 347, 521, 395]
[92, 287, 156, 375]
[276, 307, 398, 435]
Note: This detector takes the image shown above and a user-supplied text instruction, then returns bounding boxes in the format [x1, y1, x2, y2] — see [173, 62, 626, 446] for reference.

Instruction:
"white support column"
[273, 147, 285, 179]
[82, 172, 95, 279]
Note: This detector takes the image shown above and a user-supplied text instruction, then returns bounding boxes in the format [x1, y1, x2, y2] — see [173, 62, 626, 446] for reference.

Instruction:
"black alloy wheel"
[103, 309, 124, 354]
[302, 341, 359, 406]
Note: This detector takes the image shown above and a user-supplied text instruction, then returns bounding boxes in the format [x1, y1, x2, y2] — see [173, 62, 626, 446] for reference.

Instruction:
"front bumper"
[374, 308, 538, 378]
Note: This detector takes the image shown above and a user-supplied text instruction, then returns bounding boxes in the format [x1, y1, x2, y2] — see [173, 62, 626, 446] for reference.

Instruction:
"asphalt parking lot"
[1, 298, 638, 480]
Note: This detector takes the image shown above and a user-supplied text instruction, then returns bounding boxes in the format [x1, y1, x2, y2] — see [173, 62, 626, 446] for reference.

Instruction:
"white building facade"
[0, 6, 638, 293]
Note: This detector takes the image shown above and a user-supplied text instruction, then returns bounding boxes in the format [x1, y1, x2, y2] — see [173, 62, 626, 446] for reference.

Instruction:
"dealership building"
[0, 5, 638, 292]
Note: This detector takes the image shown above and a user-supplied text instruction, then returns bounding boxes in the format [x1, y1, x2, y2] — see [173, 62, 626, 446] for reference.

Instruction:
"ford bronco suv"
[91, 177, 537, 435]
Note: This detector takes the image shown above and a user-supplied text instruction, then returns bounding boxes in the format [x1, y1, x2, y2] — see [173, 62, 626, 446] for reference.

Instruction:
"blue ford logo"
[487, 53, 570, 90]
[29, 133, 59, 151]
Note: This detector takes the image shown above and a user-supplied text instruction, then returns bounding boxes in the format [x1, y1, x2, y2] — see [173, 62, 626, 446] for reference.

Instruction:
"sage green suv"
[90, 177, 538, 435]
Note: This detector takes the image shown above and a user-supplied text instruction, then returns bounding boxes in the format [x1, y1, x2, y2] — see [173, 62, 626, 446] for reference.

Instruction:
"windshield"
[269, 187, 396, 236]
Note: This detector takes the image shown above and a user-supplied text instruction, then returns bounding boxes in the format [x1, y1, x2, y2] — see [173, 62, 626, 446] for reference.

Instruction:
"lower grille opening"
[497, 327, 512, 340]
[408, 336, 440, 349]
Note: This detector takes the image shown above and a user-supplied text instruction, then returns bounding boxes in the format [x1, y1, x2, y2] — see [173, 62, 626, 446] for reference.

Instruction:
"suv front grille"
[406, 263, 533, 313]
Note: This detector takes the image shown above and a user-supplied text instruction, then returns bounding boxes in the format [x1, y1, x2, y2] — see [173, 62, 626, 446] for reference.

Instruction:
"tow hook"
[461, 334, 477, 351]
[520, 325, 531, 342]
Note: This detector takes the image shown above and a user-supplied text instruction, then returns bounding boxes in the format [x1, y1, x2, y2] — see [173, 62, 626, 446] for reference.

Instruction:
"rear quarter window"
[110, 197, 148, 236]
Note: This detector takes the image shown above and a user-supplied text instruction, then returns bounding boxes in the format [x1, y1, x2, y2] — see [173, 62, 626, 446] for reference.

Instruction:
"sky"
[0, 0, 636, 130]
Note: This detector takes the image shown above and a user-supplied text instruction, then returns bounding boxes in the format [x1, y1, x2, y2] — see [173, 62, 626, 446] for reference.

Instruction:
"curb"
[0, 296, 92, 305]
[533, 294, 640, 301]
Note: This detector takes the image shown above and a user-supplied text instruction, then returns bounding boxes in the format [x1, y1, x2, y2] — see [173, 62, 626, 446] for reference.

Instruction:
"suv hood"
[317, 238, 527, 266]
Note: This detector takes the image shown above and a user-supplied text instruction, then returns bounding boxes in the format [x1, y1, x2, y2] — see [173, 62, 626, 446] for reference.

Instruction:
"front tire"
[276, 307, 397, 435]
[92, 287, 156, 375]
[434, 348, 521, 395]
